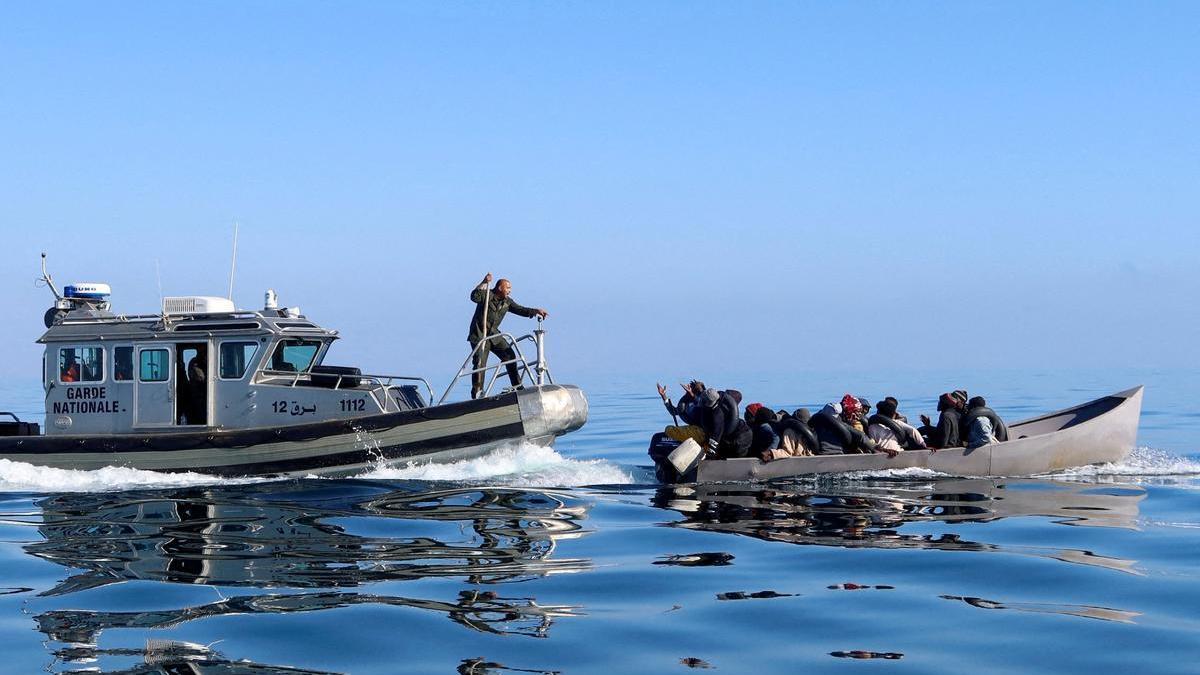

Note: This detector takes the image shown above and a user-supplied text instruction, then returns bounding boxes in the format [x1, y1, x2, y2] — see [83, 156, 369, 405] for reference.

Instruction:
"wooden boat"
[653, 386, 1143, 482]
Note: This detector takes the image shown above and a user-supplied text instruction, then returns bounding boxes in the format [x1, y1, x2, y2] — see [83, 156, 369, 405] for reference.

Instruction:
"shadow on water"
[651, 477, 1146, 574]
[23, 479, 592, 672]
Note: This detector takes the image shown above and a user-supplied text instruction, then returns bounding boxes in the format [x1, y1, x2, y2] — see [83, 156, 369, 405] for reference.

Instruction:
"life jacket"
[778, 418, 820, 454]
[962, 406, 1008, 443]
[867, 414, 916, 449]
[811, 409, 854, 454]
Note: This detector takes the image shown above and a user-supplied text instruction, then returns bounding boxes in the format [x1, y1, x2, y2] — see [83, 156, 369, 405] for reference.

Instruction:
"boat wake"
[0, 458, 265, 493]
[1044, 446, 1200, 480]
[817, 446, 1200, 483]
[357, 442, 635, 487]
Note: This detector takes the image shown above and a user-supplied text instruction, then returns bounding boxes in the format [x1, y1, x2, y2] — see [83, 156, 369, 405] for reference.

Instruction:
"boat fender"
[667, 438, 704, 478]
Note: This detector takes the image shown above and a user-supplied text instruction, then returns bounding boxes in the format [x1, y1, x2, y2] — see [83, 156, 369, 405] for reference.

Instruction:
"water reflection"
[57, 640, 342, 675]
[652, 477, 1145, 573]
[25, 480, 591, 672]
[29, 480, 591, 594]
[940, 594, 1141, 623]
[458, 658, 561, 674]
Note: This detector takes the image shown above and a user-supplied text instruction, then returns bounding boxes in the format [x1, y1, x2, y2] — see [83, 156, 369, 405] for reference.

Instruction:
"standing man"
[468, 273, 548, 399]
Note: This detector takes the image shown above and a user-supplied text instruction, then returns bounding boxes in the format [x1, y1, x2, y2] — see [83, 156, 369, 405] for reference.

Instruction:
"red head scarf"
[840, 394, 862, 418]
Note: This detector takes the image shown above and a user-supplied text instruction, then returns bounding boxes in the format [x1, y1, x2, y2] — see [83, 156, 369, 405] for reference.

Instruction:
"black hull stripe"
[192, 421, 529, 476]
[0, 420, 529, 477]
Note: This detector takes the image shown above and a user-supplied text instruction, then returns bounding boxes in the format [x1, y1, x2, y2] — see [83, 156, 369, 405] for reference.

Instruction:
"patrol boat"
[0, 256, 587, 477]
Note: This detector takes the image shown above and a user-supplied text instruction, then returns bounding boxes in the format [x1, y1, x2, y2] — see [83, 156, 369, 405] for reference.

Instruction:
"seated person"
[867, 398, 927, 456]
[919, 391, 967, 449]
[810, 401, 877, 455]
[748, 406, 780, 456]
[840, 394, 866, 432]
[963, 396, 1008, 448]
[60, 355, 79, 382]
[762, 408, 818, 461]
[659, 380, 706, 427]
[700, 387, 753, 459]
[883, 396, 908, 423]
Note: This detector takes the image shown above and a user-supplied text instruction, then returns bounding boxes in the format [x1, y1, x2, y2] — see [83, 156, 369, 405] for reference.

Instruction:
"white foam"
[357, 442, 635, 487]
[839, 466, 953, 480]
[1042, 446, 1200, 479]
[0, 458, 262, 493]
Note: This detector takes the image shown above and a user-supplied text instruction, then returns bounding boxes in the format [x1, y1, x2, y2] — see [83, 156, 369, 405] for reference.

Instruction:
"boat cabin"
[39, 287, 429, 435]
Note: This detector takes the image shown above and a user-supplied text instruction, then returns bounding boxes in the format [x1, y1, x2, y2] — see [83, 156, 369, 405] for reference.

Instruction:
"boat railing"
[437, 319, 553, 405]
[258, 368, 436, 413]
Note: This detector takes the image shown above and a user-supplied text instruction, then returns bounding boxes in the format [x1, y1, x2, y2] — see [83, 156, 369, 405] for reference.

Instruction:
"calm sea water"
[1, 368, 1198, 674]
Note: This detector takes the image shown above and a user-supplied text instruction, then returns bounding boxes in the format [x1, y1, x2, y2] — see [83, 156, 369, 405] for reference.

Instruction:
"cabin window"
[139, 349, 170, 382]
[219, 341, 260, 379]
[59, 347, 103, 383]
[268, 339, 322, 373]
[113, 347, 134, 381]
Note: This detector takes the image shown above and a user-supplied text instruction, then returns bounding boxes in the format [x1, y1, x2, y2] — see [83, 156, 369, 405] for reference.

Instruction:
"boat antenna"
[155, 258, 164, 306]
[227, 221, 239, 301]
[38, 252, 62, 301]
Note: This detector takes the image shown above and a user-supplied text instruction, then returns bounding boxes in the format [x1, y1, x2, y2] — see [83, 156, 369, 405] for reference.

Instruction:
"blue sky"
[1, 2, 1197, 384]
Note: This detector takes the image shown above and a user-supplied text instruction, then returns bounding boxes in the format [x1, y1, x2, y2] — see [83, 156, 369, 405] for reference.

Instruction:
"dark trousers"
[470, 337, 522, 397]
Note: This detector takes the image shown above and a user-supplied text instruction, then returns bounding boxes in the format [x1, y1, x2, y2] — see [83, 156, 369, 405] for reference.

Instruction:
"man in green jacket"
[468, 273, 548, 399]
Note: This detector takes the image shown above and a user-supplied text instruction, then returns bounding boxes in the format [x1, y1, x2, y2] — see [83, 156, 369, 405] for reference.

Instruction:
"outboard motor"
[38, 255, 112, 327]
[647, 433, 703, 483]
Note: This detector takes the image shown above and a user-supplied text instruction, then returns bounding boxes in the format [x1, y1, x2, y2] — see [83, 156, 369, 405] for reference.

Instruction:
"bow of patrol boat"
[516, 384, 589, 444]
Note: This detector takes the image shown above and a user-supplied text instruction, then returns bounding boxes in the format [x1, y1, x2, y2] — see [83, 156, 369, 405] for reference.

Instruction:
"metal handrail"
[437, 321, 553, 405]
[257, 368, 436, 410]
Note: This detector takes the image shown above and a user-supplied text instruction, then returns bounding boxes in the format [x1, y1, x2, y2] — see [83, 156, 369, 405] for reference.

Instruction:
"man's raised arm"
[470, 273, 493, 303]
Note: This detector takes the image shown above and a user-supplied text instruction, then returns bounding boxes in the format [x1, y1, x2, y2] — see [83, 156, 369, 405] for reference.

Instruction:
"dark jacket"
[963, 406, 1008, 443]
[664, 392, 703, 426]
[929, 409, 963, 449]
[811, 409, 875, 455]
[750, 422, 780, 454]
[468, 283, 539, 344]
[701, 391, 753, 458]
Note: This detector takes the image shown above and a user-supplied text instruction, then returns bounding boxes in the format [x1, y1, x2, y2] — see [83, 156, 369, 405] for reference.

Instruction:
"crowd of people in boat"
[656, 381, 1009, 462]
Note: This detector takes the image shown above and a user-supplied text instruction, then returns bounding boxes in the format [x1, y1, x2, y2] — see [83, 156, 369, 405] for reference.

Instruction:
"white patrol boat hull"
[0, 385, 587, 478]
[657, 386, 1143, 483]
